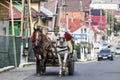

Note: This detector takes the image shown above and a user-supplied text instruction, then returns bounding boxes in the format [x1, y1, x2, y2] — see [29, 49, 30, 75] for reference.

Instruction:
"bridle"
[34, 30, 42, 47]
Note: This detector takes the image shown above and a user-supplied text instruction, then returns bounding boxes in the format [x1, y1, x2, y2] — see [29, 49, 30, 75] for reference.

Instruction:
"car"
[114, 32, 119, 36]
[107, 43, 111, 48]
[114, 46, 120, 55]
[97, 49, 114, 61]
[93, 42, 101, 49]
[101, 43, 108, 49]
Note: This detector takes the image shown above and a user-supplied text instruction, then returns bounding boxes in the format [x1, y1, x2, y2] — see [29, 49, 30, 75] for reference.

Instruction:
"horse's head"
[33, 28, 42, 47]
[59, 37, 65, 46]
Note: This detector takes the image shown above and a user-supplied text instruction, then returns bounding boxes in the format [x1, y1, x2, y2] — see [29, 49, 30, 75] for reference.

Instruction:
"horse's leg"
[42, 57, 46, 74]
[35, 53, 41, 76]
[51, 45, 57, 64]
[57, 54, 62, 76]
[62, 51, 69, 76]
[63, 52, 69, 70]
[35, 52, 45, 76]
[41, 51, 48, 74]
[36, 58, 39, 74]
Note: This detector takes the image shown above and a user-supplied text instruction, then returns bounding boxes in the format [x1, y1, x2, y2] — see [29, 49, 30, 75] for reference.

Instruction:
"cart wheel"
[68, 59, 74, 75]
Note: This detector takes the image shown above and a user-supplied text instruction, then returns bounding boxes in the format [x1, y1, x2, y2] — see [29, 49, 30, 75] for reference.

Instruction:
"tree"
[106, 10, 120, 34]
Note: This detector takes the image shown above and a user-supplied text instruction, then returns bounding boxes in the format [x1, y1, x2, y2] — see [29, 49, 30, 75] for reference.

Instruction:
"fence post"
[10, 0, 17, 67]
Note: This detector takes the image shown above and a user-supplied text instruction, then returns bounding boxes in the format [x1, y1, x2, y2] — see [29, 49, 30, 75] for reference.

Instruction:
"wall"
[0, 20, 9, 35]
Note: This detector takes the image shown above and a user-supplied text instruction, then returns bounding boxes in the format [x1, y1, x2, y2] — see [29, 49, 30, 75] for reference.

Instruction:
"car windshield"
[103, 44, 107, 46]
[116, 47, 120, 50]
[99, 49, 111, 54]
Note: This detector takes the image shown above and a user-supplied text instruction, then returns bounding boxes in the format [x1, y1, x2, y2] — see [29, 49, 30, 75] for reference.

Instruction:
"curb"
[19, 62, 35, 68]
[0, 62, 36, 73]
[0, 66, 15, 73]
[76, 58, 97, 63]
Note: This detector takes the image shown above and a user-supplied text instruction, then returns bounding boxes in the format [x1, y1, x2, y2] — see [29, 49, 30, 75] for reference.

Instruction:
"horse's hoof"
[59, 74, 62, 77]
[62, 68, 66, 76]
[62, 71, 66, 76]
[42, 72, 45, 75]
[36, 73, 41, 76]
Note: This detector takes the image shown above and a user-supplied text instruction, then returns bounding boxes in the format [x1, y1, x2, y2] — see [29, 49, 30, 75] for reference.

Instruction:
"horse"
[31, 28, 57, 75]
[31, 29, 74, 76]
[57, 32, 75, 76]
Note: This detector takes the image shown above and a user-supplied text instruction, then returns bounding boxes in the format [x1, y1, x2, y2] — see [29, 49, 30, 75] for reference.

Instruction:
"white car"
[93, 42, 101, 49]
[101, 43, 108, 49]
[114, 46, 120, 55]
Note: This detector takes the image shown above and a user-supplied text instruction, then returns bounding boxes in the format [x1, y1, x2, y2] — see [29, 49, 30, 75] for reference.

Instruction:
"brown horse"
[31, 28, 57, 75]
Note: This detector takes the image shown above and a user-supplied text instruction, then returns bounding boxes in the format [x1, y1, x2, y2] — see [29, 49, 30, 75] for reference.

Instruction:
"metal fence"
[0, 36, 34, 68]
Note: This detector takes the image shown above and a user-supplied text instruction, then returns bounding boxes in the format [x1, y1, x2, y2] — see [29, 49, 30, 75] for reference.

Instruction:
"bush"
[74, 43, 81, 59]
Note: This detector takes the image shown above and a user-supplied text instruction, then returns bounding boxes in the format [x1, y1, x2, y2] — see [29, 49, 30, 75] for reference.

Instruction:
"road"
[0, 55, 120, 80]
[0, 36, 120, 80]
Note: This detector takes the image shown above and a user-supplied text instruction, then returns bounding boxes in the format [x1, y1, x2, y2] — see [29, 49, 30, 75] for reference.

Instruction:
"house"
[0, 1, 9, 35]
[41, 0, 58, 31]
[0, 0, 53, 36]
[57, 0, 92, 32]
[72, 22, 96, 44]
[56, 0, 100, 46]
[90, 1, 120, 29]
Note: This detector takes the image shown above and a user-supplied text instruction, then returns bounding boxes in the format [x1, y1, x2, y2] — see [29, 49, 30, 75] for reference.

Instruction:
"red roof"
[68, 19, 82, 32]
[60, 18, 98, 34]
[86, 15, 106, 30]
[60, 12, 85, 32]
[9, 5, 40, 19]
[60, 18, 83, 32]
[9, 6, 21, 19]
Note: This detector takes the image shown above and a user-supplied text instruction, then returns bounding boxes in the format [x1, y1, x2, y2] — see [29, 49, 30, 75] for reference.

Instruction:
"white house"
[72, 24, 95, 45]
[90, 3, 119, 10]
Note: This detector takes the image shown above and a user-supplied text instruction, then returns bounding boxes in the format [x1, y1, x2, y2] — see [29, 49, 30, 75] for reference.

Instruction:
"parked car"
[114, 46, 120, 55]
[114, 32, 119, 36]
[117, 41, 120, 46]
[107, 43, 111, 48]
[97, 49, 114, 61]
[101, 43, 109, 49]
[93, 42, 101, 49]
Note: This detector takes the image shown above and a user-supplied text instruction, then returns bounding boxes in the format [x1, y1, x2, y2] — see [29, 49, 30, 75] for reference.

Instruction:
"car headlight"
[98, 55, 102, 57]
[108, 55, 112, 57]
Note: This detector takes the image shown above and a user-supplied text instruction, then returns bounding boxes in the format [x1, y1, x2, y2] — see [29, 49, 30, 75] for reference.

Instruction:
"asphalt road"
[0, 36, 120, 80]
[0, 55, 120, 80]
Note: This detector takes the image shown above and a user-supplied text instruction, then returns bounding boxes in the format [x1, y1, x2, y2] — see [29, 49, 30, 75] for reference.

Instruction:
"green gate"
[0, 36, 34, 68]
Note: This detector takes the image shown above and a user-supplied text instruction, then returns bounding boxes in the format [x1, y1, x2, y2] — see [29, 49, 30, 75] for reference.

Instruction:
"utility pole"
[61, 0, 67, 31]
[80, 1, 83, 11]
[19, 0, 32, 67]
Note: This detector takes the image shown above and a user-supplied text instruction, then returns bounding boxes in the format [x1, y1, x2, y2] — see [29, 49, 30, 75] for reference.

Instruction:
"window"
[119, 4, 120, 8]
[81, 28, 83, 33]
[84, 28, 87, 33]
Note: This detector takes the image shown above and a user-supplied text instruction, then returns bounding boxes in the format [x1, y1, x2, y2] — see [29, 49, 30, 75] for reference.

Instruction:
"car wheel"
[98, 58, 101, 61]
[110, 57, 113, 61]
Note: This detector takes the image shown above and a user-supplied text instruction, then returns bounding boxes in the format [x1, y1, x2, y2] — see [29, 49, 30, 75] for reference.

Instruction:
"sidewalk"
[0, 62, 35, 73]
[0, 64, 36, 80]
